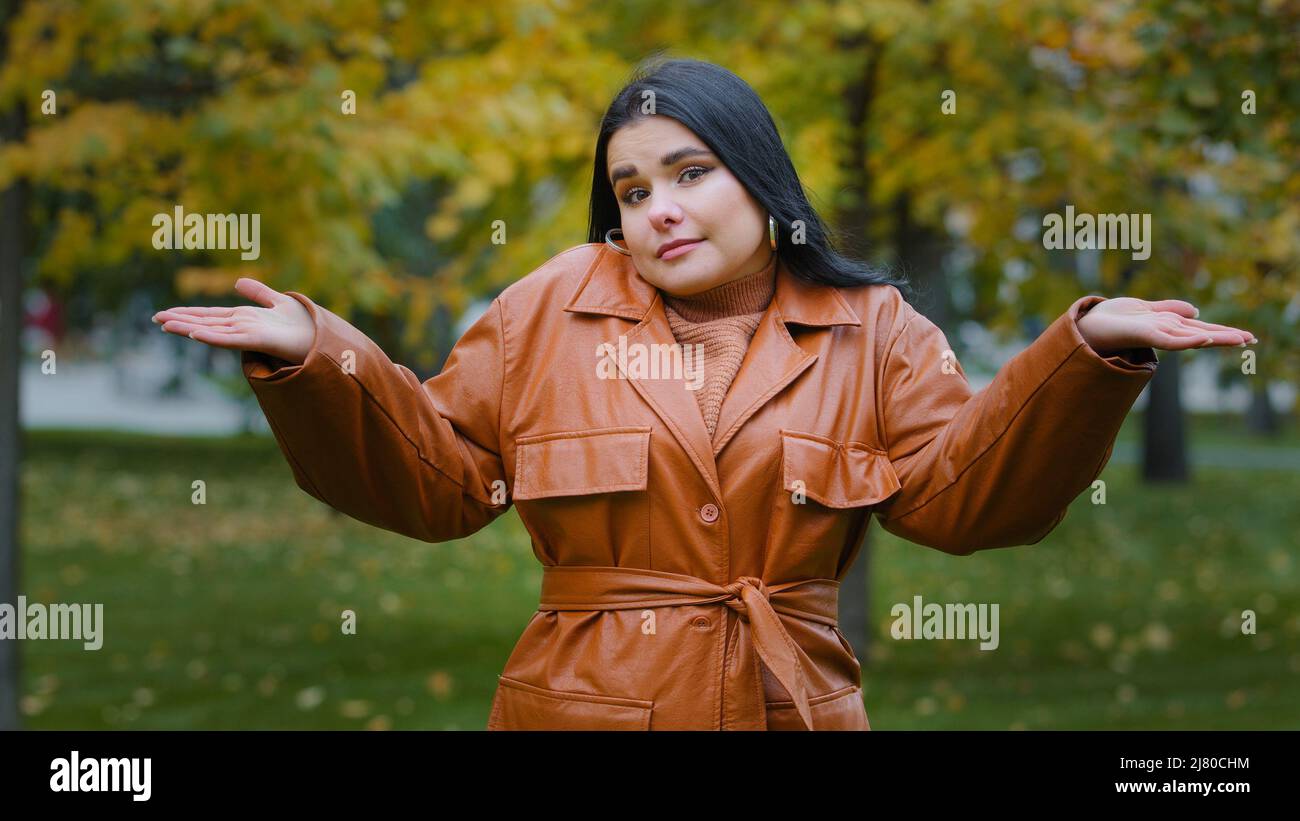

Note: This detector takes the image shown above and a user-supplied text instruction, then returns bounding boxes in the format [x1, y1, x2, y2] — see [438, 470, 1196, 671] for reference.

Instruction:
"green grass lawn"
[17, 417, 1300, 729]
[1112, 407, 1300, 449]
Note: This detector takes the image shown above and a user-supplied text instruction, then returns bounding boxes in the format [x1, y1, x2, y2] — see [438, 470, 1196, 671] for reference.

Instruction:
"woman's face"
[606, 115, 772, 297]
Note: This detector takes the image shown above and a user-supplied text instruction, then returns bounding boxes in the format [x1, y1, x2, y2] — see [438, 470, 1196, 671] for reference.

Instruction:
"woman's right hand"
[152, 277, 316, 366]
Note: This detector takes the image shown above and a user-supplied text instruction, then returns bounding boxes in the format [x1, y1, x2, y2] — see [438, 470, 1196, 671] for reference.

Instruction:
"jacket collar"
[561, 243, 860, 498]
[563, 243, 860, 328]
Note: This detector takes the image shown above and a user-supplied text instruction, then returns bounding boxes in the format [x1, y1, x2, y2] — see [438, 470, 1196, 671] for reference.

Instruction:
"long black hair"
[587, 56, 911, 300]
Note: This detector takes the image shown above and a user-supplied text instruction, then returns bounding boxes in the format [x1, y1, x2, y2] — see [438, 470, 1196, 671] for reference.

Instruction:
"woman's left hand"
[1076, 297, 1257, 354]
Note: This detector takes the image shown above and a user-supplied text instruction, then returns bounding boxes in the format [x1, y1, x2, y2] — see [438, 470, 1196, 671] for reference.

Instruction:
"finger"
[1151, 317, 1220, 342]
[1152, 332, 1216, 351]
[1192, 330, 1249, 346]
[154, 310, 236, 327]
[1175, 323, 1253, 342]
[1158, 325, 1207, 340]
[234, 277, 285, 309]
[161, 319, 238, 337]
[1145, 299, 1199, 319]
[157, 313, 242, 328]
[152, 306, 235, 323]
[1174, 316, 1249, 334]
[1154, 329, 1250, 349]
[186, 326, 255, 350]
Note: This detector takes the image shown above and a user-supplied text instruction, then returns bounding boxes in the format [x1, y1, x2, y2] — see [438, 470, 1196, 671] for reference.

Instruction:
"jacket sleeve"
[241, 291, 511, 543]
[871, 294, 1157, 555]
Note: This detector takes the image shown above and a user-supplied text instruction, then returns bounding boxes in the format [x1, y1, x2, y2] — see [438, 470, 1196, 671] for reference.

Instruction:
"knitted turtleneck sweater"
[661, 252, 778, 441]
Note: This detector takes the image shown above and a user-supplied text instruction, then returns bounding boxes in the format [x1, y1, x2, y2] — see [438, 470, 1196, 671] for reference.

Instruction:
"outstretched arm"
[154, 278, 512, 543]
[870, 295, 1253, 555]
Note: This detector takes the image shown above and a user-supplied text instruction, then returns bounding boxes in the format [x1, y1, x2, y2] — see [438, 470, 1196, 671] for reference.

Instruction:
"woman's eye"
[619, 167, 711, 206]
[680, 165, 710, 183]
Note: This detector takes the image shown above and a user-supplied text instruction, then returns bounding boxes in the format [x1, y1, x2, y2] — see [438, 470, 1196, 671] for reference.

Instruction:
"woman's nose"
[646, 197, 684, 230]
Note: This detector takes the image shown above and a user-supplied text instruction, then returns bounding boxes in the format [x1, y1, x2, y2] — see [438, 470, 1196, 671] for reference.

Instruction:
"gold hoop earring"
[605, 228, 631, 256]
[769, 214, 779, 251]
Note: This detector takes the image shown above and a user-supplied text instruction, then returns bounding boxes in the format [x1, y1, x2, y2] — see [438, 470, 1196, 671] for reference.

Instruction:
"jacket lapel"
[620, 295, 722, 497]
[564, 245, 720, 497]
[562, 245, 860, 495]
[710, 256, 861, 456]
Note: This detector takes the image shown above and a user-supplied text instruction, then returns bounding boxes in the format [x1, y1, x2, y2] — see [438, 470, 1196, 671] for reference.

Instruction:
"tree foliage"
[1, 0, 1295, 374]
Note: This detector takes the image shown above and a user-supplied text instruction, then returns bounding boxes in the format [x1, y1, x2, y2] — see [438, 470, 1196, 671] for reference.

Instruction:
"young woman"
[153, 59, 1254, 730]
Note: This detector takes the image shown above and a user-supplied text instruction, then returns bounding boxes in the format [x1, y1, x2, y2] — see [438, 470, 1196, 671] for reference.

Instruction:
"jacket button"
[699, 503, 719, 523]
[691, 616, 712, 630]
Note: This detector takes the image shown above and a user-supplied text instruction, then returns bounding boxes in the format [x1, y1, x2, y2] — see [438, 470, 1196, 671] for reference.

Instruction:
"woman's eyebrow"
[610, 146, 714, 186]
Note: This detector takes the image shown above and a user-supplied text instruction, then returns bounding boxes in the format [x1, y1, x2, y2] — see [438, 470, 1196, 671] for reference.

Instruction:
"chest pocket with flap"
[779, 429, 901, 508]
[513, 426, 651, 500]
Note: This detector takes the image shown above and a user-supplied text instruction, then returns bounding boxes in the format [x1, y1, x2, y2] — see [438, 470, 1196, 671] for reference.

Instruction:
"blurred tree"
[3, 0, 1293, 372]
[0, 0, 1295, 678]
[0, 0, 25, 733]
[686, 0, 1298, 654]
[0, 0, 620, 369]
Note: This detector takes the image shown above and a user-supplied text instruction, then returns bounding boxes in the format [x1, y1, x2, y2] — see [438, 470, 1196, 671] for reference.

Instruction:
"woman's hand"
[152, 277, 315, 366]
[1076, 297, 1257, 354]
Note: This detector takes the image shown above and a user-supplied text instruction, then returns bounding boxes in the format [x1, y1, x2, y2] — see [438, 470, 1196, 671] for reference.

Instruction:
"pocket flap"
[766, 684, 870, 730]
[489, 676, 653, 730]
[780, 430, 900, 508]
[514, 427, 651, 501]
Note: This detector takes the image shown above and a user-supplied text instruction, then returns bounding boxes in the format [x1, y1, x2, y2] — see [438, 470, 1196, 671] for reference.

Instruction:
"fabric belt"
[538, 565, 839, 730]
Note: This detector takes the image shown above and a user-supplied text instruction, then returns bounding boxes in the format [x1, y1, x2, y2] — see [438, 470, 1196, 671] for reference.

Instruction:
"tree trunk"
[841, 540, 871, 665]
[1142, 349, 1189, 482]
[832, 36, 883, 666]
[1245, 381, 1279, 437]
[832, 34, 883, 258]
[0, 1, 26, 727]
[893, 190, 952, 331]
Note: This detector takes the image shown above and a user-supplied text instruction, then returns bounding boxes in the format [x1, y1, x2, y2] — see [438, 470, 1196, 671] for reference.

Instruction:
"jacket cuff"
[1068, 295, 1159, 373]
[240, 292, 326, 384]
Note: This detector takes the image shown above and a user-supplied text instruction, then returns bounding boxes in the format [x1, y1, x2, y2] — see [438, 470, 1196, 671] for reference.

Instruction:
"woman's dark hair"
[587, 56, 911, 300]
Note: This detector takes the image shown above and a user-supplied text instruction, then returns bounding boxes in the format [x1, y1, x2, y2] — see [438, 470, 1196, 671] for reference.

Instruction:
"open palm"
[152, 278, 315, 365]
[1076, 297, 1256, 353]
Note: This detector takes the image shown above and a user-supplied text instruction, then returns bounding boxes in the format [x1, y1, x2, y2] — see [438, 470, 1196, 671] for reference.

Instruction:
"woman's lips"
[660, 239, 704, 260]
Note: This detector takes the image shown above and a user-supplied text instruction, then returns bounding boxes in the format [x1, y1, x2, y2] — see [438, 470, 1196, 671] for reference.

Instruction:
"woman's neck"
[660, 253, 777, 323]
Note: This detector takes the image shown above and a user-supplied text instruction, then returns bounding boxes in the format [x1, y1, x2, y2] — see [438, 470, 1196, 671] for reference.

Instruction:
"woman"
[153, 59, 1254, 730]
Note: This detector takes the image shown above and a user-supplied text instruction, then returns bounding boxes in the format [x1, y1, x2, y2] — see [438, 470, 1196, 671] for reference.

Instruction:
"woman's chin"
[647, 266, 727, 297]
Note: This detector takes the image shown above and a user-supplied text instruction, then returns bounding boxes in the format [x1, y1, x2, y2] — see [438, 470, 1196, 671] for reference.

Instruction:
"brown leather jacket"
[242, 243, 1157, 730]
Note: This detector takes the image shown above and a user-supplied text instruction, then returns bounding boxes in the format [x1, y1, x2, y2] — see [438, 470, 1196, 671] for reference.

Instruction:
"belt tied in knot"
[722, 575, 767, 620]
[538, 565, 839, 730]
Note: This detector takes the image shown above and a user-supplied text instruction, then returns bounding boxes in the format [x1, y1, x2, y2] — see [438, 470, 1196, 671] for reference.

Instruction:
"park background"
[0, 0, 1297, 729]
